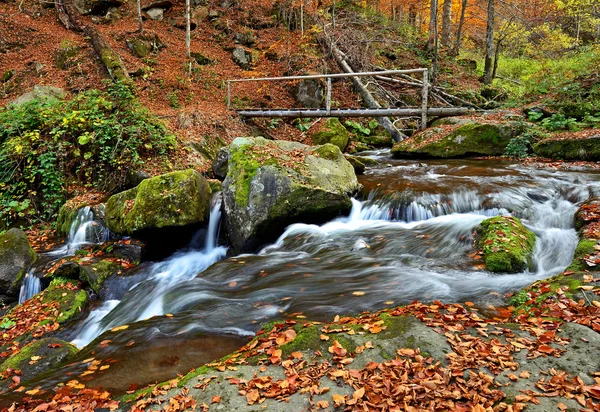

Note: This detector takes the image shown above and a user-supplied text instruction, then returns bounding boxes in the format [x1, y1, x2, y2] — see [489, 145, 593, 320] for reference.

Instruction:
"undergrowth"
[0, 82, 176, 229]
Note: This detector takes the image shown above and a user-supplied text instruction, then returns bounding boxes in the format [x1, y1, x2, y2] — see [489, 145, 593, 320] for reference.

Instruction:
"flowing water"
[18, 206, 112, 303]
[6, 155, 600, 398]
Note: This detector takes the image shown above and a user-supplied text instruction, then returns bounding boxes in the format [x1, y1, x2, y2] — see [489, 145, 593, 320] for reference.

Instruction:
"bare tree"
[137, 0, 143, 33]
[426, 0, 438, 51]
[452, 0, 467, 56]
[483, 0, 495, 84]
[185, 0, 191, 58]
[441, 0, 452, 46]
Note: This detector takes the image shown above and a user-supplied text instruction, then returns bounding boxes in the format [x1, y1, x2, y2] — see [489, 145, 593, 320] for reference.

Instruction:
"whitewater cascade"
[71, 196, 228, 348]
[18, 206, 113, 303]
[67, 159, 600, 349]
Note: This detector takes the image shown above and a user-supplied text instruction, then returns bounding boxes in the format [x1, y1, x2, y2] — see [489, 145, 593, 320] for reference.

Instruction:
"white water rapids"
[69, 159, 600, 348]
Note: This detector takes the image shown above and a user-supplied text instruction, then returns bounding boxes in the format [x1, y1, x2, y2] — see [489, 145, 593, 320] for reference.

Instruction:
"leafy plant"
[0, 318, 16, 329]
[344, 120, 371, 136]
[268, 119, 281, 129]
[504, 129, 544, 158]
[0, 81, 176, 228]
[294, 118, 312, 132]
[540, 113, 581, 131]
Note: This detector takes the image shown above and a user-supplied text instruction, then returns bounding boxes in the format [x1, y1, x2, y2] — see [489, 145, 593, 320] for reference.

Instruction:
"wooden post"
[421, 69, 429, 130]
[227, 81, 231, 110]
[326, 78, 332, 115]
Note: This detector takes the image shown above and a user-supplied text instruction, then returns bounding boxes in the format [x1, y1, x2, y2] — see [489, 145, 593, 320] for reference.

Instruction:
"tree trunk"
[56, 0, 130, 84]
[492, 38, 501, 80]
[137, 0, 143, 32]
[331, 46, 406, 142]
[185, 0, 191, 58]
[483, 0, 495, 85]
[441, 0, 452, 46]
[426, 0, 438, 51]
[452, 0, 467, 56]
[408, 4, 416, 28]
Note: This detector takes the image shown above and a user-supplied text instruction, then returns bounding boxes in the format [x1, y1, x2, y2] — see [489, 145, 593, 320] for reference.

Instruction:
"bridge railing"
[227, 68, 430, 129]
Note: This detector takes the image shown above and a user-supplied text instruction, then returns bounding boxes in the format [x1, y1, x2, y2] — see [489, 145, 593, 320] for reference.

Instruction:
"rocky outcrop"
[8, 85, 66, 106]
[310, 118, 350, 151]
[0, 338, 78, 393]
[292, 78, 324, 109]
[477, 216, 536, 273]
[232, 47, 254, 70]
[392, 121, 524, 158]
[125, 33, 165, 58]
[222, 137, 359, 252]
[0, 229, 37, 303]
[533, 135, 600, 161]
[105, 169, 211, 238]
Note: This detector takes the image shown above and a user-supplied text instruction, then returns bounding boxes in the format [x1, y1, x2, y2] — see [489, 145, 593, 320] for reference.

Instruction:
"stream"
[4, 153, 600, 398]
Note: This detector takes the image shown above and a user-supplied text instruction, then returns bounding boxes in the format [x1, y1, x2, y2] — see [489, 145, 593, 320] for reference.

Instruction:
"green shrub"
[0, 82, 176, 228]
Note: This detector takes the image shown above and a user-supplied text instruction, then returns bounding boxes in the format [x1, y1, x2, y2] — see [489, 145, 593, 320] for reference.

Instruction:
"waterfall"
[18, 272, 41, 304]
[71, 196, 227, 348]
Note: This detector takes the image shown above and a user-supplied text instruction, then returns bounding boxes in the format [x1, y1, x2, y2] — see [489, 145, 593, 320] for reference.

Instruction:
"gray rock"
[145, 7, 164, 20]
[8, 85, 66, 106]
[125, 33, 165, 58]
[292, 78, 324, 109]
[0, 229, 37, 301]
[232, 47, 253, 70]
[234, 31, 255, 47]
[212, 147, 229, 180]
[0, 338, 78, 392]
[49, 262, 82, 281]
[223, 137, 359, 252]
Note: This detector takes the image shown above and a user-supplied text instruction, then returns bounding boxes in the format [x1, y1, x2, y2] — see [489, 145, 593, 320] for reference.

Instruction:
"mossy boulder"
[391, 121, 524, 158]
[311, 118, 350, 151]
[222, 137, 359, 252]
[105, 169, 211, 237]
[40, 279, 88, 324]
[80, 260, 122, 294]
[344, 154, 379, 175]
[477, 216, 536, 273]
[125, 33, 165, 58]
[533, 135, 600, 161]
[0, 229, 37, 303]
[0, 338, 78, 392]
[360, 134, 393, 148]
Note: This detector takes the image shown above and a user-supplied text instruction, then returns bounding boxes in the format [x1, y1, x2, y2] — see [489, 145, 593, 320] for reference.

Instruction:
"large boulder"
[222, 137, 359, 252]
[391, 121, 524, 158]
[293, 78, 324, 109]
[232, 47, 254, 70]
[311, 118, 350, 151]
[0, 229, 37, 303]
[533, 135, 600, 161]
[105, 169, 211, 237]
[477, 216, 536, 273]
[0, 338, 78, 393]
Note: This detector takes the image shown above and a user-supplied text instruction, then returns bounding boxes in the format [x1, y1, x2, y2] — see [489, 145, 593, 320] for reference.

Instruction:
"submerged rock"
[311, 118, 350, 151]
[391, 121, 524, 158]
[477, 216, 536, 273]
[0, 229, 37, 303]
[222, 137, 359, 252]
[533, 135, 600, 161]
[105, 169, 211, 238]
[0, 338, 78, 393]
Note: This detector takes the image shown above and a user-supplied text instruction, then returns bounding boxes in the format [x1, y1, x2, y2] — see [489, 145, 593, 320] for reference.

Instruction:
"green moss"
[105, 169, 210, 235]
[0, 229, 37, 291]
[41, 279, 87, 324]
[228, 143, 266, 207]
[311, 118, 350, 151]
[0, 338, 78, 371]
[566, 239, 597, 272]
[392, 122, 523, 158]
[477, 216, 536, 273]
[533, 137, 600, 161]
[80, 260, 120, 293]
[56, 202, 86, 238]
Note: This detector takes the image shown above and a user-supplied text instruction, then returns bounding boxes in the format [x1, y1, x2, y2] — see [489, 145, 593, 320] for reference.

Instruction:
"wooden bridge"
[227, 69, 471, 131]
